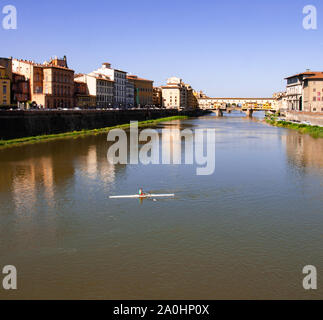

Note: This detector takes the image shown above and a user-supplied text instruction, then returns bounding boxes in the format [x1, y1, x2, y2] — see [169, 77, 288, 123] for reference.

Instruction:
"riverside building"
[126, 79, 135, 108]
[0, 66, 10, 106]
[161, 77, 188, 109]
[285, 70, 323, 113]
[126, 75, 153, 108]
[12, 56, 74, 108]
[74, 73, 114, 108]
[91, 63, 126, 108]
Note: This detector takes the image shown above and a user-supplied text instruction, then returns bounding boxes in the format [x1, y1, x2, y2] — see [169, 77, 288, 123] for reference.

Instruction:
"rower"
[139, 188, 144, 196]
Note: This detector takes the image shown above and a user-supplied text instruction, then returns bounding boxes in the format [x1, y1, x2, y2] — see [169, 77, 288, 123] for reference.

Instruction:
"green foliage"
[266, 118, 323, 139]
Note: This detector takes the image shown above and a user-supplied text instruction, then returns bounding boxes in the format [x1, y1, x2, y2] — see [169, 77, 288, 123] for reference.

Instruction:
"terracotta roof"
[42, 64, 74, 72]
[161, 86, 180, 89]
[13, 58, 74, 72]
[285, 71, 322, 79]
[127, 75, 153, 82]
[307, 75, 323, 80]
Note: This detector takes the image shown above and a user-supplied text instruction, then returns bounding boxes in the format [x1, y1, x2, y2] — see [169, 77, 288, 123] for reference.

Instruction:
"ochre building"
[126, 75, 153, 107]
[0, 66, 10, 106]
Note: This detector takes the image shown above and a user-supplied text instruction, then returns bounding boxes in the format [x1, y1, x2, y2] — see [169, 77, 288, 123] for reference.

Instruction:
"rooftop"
[306, 74, 323, 80]
[87, 73, 114, 82]
[285, 71, 323, 79]
[13, 58, 74, 72]
[127, 75, 153, 82]
[161, 86, 181, 89]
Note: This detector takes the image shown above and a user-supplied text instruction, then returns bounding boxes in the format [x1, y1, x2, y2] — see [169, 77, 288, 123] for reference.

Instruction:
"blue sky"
[1, 0, 322, 97]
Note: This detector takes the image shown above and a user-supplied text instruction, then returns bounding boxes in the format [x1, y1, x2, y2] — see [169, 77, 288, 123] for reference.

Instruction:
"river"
[0, 111, 322, 299]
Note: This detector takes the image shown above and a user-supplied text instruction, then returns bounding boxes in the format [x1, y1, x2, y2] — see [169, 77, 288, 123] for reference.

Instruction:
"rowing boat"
[109, 194, 175, 199]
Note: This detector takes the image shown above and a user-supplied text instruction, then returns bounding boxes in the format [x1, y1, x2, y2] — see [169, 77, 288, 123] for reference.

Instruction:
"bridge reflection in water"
[208, 106, 276, 118]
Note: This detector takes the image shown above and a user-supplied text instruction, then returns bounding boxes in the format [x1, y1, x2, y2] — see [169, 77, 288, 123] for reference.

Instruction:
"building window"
[313, 88, 316, 92]
[313, 97, 316, 101]
[3, 85, 7, 94]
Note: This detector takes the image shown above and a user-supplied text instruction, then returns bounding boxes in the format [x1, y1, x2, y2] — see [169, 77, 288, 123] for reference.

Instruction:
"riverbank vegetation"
[0, 116, 189, 148]
[266, 115, 323, 139]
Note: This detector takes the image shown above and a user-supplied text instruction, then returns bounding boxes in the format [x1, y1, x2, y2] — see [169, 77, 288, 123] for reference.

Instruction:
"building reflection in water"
[147, 122, 194, 164]
[86, 145, 98, 177]
[82, 142, 117, 185]
[2, 155, 63, 216]
[282, 132, 323, 170]
[0, 136, 125, 216]
[106, 122, 193, 166]
[11, 161, 38, 215]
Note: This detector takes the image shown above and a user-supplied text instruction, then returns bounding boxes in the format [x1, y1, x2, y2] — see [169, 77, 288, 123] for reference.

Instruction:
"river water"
[0, 112, 322, 299]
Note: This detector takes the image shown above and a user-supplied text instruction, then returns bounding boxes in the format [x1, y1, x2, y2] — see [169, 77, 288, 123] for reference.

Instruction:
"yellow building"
[127, 75, 153, 107]
[186, 84, 198, 109]
[0, 66, 11, 106]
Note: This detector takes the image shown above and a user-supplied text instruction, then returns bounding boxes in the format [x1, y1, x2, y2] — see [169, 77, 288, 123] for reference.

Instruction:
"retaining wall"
[0, 109, 206, 140]
[285, 111, 323, 127]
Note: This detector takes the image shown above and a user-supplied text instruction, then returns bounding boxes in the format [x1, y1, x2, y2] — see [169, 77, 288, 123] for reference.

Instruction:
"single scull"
[109, 194, 175, 199]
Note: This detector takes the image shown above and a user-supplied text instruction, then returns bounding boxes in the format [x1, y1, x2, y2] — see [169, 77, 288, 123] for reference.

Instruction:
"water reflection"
[0, 138, 126, 215]
[282, 132, 323, 169]
[0, 119, 322, 216]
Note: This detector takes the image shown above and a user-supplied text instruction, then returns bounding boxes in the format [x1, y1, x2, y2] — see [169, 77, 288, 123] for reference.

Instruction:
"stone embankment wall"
[285, 111, 323, 127]
[0, 109, 207, 140]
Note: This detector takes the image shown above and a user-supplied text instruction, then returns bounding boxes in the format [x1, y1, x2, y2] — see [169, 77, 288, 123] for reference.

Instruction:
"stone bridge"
[198, 97, 275, 108]
[198, 97, 276, 117]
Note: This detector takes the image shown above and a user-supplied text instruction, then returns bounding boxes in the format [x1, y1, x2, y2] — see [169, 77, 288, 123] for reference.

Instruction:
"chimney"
[102, 62, 111, 68]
